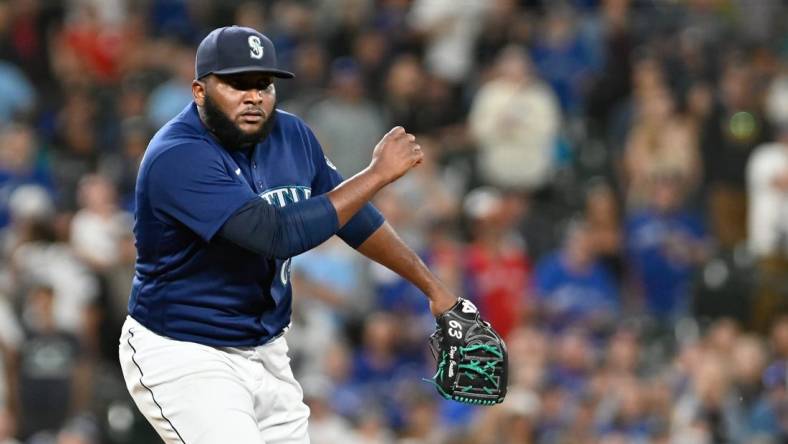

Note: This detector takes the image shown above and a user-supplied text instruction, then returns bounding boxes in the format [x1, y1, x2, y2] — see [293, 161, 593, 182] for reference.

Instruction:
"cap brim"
[210, 66, 295, 79]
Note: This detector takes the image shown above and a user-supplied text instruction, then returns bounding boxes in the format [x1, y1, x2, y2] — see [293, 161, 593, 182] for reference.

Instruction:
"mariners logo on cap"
[248, 35, 264, 60]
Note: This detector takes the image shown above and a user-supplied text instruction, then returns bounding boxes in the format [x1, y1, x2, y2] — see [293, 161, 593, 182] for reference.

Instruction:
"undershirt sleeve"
[218, 195, 339, 259]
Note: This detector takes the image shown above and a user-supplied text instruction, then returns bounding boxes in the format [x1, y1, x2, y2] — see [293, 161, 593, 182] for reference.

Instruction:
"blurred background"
[0, 0, 788, 443]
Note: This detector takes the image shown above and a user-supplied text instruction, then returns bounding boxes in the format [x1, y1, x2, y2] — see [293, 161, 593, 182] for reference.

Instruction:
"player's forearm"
[326, 168, 387, 226]
[357, 222, 457, 315]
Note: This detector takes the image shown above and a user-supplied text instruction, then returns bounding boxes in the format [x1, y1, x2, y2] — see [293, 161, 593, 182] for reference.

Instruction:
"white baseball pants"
[118, 316, 310, 444]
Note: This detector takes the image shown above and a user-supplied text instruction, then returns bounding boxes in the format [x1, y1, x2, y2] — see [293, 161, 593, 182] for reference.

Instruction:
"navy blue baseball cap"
[195, 26, 295, 80]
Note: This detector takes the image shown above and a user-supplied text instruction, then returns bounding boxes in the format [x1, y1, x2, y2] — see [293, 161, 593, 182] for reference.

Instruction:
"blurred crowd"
[0, 0, 788, 443]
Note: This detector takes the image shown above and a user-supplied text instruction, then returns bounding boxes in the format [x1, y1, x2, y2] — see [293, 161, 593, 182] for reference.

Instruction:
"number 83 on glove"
[426, 298, 508, 405]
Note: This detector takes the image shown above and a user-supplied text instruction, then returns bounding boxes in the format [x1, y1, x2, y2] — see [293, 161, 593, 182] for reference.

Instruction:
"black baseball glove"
[427, 298, 508, 405]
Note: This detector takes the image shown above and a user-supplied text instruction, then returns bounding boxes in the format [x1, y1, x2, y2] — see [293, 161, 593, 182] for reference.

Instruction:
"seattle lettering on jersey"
[260, 186, 312, 207]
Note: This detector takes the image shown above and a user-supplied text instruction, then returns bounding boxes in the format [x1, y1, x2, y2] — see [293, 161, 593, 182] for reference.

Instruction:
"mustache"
[240, 107, 265, 116]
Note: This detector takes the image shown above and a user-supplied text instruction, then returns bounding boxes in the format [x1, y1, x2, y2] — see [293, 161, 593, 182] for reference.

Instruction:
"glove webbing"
[424, 344, 505, 406]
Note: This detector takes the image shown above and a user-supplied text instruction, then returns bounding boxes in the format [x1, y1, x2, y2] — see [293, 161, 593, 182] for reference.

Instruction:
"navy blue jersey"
[128, 102, 378, 346]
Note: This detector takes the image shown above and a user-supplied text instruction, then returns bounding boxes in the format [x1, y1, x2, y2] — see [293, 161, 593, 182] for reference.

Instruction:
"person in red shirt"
[463, 187, 532, 338]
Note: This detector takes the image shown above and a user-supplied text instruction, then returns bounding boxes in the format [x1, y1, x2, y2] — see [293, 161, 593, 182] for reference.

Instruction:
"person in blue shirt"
[534, 219, 620, 334]
[0, 123, 55, 230]
[118, 26, 459, 444]
[624, 171, 708, 320]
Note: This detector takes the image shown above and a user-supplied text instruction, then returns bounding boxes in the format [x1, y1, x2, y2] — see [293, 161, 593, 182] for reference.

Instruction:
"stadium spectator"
[622, 84, 701, 209]
[350, 312, 423, 430]
[97, 117, 149, 211]
[702, 60, 772, 249]
[0, 0, 62, 89]
[463, 187, 531, 338]
[671, 351, 742, 443]
[469, 45, 560, 191]
[747, 125, 788, 259]
[15, 286, 89, 440]
[765, 70, 788, 128]
[602, 328, 641, 377]
[607, 53, 668, 162]
[595, 376, 656, 441]
[534, 219, 619, 333]
[69, 174, 134, 356]
[8, 186, 99, 339]
[381, 54, 427, 132]
[530, 4, 600, 115]
[474, 0, 530, 70]
[279, 41, 329, 115]
[0, 61, 35, 123]
[51, 89, 99, 211]
[302, 376, 361, 444]
[408, 0, 490, 84]
[350, 29, 390, 100]
[584, 0, 634, 136]
[54, 3, 127, 85]
[289, 236, 367, 381]
[305, 57, 385, 177]
[0, 123, 54, 230]
[69, 175, 132, 273]
[144, 44, 195, 128]
[729, 335, 778, 440]
[397, 386, 447, 444]
[584, 179, 624, 282]
[547, 329, 594, 395]
[624, 170, 708, 320]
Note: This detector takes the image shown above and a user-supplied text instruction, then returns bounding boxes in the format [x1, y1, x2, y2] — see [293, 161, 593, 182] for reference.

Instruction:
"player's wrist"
[428, 291, 459, 317]
[360, 166, 389, 189]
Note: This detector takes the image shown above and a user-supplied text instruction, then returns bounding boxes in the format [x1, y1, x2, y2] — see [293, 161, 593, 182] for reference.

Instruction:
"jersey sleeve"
[147, 142, 258, 242]
[307, 126, 345, 196]
[304, 124, 385, 247]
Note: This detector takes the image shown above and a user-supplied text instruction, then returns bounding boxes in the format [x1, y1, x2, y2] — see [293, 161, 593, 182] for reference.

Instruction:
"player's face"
[204, 72, 276, 134]
[194, 72, 278, 150]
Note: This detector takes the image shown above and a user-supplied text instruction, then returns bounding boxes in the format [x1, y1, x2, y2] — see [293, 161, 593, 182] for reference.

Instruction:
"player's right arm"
[217, 126, 422, 258]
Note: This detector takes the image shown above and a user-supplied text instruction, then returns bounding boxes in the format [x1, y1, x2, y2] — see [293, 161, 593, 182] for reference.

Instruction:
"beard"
[202, 93, 278, 151]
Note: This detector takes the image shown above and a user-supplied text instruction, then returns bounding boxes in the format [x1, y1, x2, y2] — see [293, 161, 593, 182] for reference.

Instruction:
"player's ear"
[193, 80, 206, 106]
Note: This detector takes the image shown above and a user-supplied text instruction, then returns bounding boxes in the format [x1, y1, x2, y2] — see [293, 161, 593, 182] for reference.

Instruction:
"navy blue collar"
[180, 102, 216, 140]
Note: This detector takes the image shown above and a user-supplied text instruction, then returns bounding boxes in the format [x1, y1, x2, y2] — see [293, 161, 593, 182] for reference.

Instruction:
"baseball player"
[118, 26, 466, 444]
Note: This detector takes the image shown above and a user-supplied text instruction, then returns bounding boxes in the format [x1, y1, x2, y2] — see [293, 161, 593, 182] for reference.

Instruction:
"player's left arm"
[356, 221, 457, 316]
[303, 120, 453, 314]
[305, 123, 506, 404]
[358, 222, 509, 405]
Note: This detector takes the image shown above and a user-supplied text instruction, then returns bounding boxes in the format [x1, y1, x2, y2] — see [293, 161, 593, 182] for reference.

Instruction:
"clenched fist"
[368, 126, 423, 185]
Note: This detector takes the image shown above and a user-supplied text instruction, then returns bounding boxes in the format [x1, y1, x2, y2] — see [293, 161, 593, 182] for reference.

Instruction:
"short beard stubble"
[202, 92, 278, 152]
